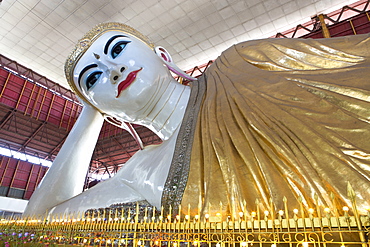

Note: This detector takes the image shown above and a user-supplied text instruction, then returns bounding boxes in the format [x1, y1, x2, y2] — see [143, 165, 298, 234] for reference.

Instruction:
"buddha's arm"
[47, 129, 179, 216]
[24, 104, 104, 216]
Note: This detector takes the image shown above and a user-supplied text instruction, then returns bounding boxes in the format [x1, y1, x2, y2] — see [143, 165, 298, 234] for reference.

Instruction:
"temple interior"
[0, 0, 369, 217]
[1, 1, 370, 246]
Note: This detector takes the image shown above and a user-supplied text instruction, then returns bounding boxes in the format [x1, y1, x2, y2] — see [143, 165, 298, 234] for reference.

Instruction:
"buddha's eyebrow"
[78, 64, 98, 88]
[104, 35, 127, 55]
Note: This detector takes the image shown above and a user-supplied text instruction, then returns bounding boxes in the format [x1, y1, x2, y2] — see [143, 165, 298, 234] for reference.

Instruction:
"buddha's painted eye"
[111, 41, 131, 59]
[86, 71, 102, 90]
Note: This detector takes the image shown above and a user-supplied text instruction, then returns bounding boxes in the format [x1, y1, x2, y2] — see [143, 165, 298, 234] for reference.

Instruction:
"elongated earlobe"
[104, 114, 144, 150]
[154, 46, 197, 81]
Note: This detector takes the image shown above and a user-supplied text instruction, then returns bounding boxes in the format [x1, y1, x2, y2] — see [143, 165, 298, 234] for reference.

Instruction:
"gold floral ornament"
[64, 22, 154, 102]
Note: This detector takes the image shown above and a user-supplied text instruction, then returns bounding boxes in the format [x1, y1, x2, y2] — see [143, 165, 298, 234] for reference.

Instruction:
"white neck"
[133, 78, 191, 140]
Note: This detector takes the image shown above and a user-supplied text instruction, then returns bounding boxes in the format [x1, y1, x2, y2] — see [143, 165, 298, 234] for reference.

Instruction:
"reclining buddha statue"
[24, 22, 370, 218]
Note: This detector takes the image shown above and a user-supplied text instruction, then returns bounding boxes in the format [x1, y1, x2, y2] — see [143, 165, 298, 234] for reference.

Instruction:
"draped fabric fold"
[164, 34, 370, 216]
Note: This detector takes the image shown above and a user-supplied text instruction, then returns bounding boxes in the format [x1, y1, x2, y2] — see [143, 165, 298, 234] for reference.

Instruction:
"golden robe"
[162, 34, 370, 216]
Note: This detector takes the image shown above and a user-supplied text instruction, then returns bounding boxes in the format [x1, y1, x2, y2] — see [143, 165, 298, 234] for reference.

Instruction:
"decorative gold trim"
[161, 76, 206, 215]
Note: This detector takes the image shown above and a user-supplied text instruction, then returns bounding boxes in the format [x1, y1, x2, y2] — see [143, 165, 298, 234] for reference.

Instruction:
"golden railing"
[0, 213, 369, 246]
[1, 196, 370, 246]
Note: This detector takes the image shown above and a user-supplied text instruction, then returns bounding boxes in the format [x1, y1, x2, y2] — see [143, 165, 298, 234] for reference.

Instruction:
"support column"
[318, 14, 331, 38]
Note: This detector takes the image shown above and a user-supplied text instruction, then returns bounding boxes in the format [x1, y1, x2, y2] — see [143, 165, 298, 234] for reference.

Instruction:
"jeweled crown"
[64, 22, 154, 102]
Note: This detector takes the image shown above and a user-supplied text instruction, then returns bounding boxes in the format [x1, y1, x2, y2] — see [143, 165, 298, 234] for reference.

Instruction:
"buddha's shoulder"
[232, 33, 370, 51]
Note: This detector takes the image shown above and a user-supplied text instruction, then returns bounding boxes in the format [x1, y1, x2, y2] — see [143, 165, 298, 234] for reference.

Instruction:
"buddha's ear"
[154, 46, 173, 63]
[154, 46, 197, 81]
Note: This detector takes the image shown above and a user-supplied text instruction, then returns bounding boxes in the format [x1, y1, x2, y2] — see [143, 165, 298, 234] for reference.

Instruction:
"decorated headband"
[64, 22, 154, 102]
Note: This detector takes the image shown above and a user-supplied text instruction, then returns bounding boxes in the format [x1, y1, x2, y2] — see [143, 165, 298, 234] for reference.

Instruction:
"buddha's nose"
[110, 66, 126, 84]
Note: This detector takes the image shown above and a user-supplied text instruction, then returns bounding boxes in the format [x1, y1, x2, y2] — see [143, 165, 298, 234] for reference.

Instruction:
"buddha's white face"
[73, 31, 171, 122]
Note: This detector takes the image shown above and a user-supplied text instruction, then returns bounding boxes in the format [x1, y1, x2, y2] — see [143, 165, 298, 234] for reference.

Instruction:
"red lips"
[116, 68, 142, 98]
